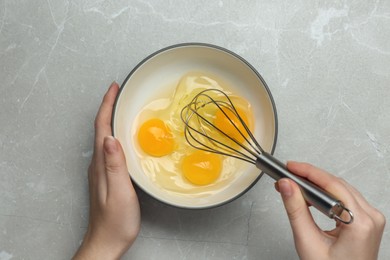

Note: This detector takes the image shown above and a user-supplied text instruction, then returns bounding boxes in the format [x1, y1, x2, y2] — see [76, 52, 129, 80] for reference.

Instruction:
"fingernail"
[109, 81, 118, 90]
[104, 136, 118, 154]
[279, 179, 293, 197]
[274, 182, 280, 192]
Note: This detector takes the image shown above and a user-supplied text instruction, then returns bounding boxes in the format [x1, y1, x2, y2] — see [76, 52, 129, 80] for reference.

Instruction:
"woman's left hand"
[73, 82, 141, 260]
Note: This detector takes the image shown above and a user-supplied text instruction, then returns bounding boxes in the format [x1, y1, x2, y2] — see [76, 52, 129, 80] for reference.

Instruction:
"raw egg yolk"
[214, 107, 249, 144]
[138, 118, 175, 157]
[182, 150, 222, 185]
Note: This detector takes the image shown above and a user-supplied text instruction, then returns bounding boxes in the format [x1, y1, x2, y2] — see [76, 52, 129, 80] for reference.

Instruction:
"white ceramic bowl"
[112, 43, 278, 209]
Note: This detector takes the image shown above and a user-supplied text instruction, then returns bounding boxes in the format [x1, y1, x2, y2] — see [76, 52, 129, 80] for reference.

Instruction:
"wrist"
[73, 231, 125, 260]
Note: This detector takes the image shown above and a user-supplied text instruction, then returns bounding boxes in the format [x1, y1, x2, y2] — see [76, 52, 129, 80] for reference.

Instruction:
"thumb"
[103, 136, 133, 197]
[277, 178, 320, 246]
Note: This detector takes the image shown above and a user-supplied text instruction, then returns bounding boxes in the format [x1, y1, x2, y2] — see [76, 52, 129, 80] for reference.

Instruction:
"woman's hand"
[74, 82, 141, 260]
[276, 161, 385, 260]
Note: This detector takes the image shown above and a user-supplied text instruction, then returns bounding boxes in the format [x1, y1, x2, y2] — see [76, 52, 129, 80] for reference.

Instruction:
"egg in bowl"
[112, 43, 277, 208]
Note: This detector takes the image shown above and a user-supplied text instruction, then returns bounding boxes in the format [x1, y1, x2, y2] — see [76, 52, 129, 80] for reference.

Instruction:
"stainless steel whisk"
[181, 89, 353, 224]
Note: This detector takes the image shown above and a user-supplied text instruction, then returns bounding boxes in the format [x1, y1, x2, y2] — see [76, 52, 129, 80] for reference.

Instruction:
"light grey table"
[1, 1, 389, 259]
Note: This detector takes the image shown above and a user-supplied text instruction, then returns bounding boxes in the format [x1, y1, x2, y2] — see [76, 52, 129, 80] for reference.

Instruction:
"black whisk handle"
[255, 153, 353, 224]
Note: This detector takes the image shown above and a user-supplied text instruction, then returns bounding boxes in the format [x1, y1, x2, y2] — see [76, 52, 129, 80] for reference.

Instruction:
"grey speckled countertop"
[1, 1, 389, 259]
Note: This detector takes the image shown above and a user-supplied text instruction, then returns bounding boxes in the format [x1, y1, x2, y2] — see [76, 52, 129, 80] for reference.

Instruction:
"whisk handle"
[256, 153, 353, 224]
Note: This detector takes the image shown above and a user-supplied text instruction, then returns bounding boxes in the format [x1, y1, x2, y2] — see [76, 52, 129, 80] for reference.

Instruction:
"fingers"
[286, 161, 339, 190]
[277, 178, 322, 246]
[90, 82, 120, 202]
[286, 162, 385, 232]
[286, 161, 361, 215]
[103, 136, 134, 201]
[341, 180, 386, 234]
[94, 82, 120, 150]
[340, 180, 377, 214]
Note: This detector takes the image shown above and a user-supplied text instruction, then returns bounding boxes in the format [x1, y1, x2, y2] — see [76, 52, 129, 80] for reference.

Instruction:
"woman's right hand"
[276, 161, 386, 260]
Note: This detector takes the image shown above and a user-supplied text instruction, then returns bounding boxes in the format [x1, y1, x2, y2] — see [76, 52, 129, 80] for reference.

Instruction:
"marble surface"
[1, 0, 389, 259]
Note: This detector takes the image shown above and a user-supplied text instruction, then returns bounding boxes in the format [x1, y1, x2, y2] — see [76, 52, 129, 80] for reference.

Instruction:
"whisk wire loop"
[182, 100, 255, 164]
[180, 89, 264, 164]
[204, 89, 263, 154]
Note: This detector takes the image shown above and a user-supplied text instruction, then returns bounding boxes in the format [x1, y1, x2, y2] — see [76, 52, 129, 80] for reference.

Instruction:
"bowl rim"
[112, 42, 279, 209]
